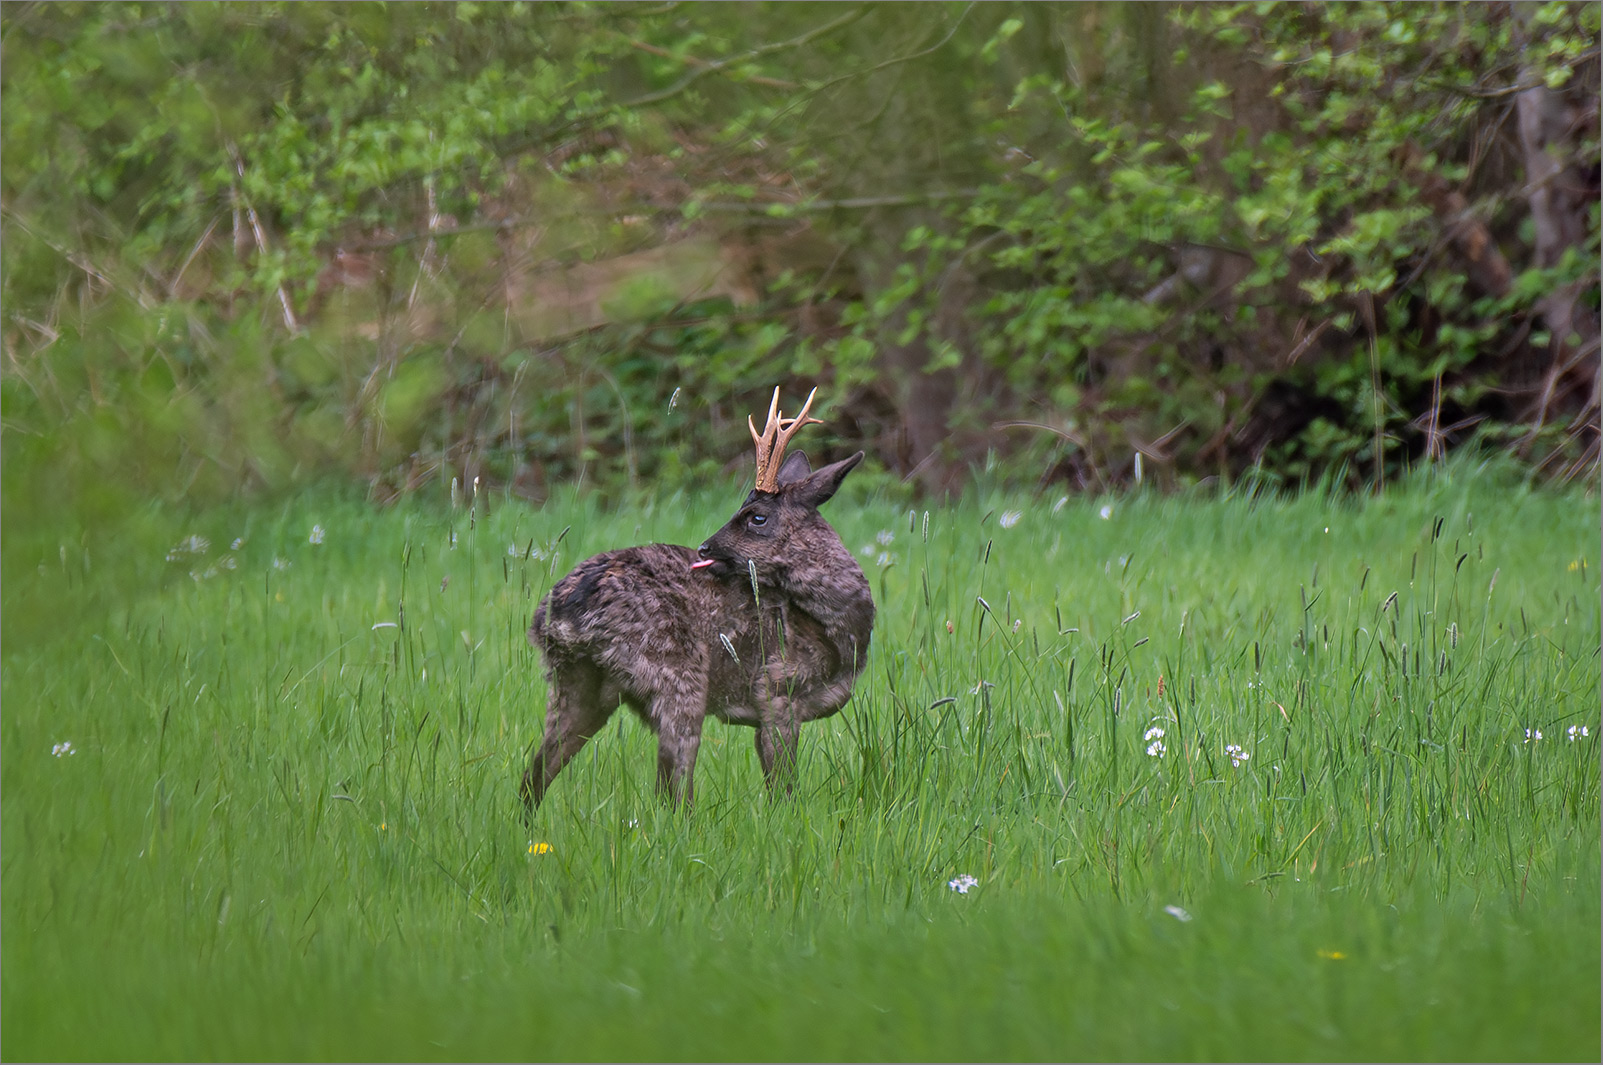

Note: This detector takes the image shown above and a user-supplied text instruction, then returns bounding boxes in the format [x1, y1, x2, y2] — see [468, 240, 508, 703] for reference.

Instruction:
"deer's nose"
[697, 543, 710, 557]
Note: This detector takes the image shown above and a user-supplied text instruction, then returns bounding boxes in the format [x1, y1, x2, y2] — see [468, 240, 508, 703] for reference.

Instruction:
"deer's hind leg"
[521, 661, 614, 815]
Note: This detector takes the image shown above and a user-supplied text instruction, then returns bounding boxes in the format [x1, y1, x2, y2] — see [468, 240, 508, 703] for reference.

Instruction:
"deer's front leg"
[755, 700, 800, 796]
[794, 676, 858, 723]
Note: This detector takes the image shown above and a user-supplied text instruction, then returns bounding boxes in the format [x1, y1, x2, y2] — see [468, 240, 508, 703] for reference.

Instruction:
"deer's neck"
[772, 536, 872, 630]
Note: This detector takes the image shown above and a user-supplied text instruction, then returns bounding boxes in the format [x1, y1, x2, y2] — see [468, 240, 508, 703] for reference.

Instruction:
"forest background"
[2, 0, 1599, 530]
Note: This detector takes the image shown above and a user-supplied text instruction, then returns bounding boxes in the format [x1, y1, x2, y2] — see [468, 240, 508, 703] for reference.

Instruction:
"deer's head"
[693, 389, 864, 582]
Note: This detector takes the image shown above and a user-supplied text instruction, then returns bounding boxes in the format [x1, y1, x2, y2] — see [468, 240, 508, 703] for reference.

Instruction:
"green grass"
[4, 466, 1599, 1061]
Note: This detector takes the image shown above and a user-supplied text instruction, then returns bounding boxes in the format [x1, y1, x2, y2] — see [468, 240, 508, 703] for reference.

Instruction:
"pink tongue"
[690, 558, 715, 570]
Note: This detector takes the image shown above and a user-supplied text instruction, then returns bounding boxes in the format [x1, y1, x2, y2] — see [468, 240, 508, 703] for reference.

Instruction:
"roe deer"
[521, 388, 875, 811]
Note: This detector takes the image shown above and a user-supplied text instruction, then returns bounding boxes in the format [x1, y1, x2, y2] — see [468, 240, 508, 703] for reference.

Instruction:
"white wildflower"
[876, 529, 895, 546]
[1225, 744, 1250, 767]
[999, 510, 1022, 529]
[51, 741, 76, 757]
[272, 556, 292, 571]
[1144, 726, 1166, 758]
[230, 537, 245, 551]
[1524, 728, 1543, 743]
[166, 534, 210, 561]
[1052, 496, 1068, 514]
[1163, 904, 1192, 922]
[876, 552, 897, 568]
[948, 874, 979, 894]
[309, 525, 326, 545]
[1567, 725, 1590, 741]
[860, 545, 875, 557]
[1099, 504, 1114, 520]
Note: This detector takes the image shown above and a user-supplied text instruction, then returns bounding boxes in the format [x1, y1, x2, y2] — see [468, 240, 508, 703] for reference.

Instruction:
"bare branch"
[700, 190, 980, 214]
[800, 2, 975, 100]
[229, 143, 301, 334]
[167, 214, 221, 301]
[626, 39, 800, 90]
[620, 9, 865, 110]
[0, 207, 152, 310]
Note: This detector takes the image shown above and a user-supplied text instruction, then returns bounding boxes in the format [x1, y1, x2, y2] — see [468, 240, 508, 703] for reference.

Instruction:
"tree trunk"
[1514, 9, 1600, 435]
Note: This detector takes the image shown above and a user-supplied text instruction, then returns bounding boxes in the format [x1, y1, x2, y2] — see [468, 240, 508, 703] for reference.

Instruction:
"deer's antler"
[749, 387, 823, 492]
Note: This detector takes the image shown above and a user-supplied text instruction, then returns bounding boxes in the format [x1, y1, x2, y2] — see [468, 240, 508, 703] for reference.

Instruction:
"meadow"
[3, 464, 1599, 1061]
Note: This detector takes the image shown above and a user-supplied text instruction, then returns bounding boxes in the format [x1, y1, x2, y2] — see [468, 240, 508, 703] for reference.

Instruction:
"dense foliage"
[2, 2, 1598, 517]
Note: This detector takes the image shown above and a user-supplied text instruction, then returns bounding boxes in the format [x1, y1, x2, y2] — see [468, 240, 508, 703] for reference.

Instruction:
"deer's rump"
[529, 543, 713, 661]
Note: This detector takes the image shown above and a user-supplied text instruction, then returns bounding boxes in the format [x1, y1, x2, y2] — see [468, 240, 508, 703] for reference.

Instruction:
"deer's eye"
[748, 514, 767, 527]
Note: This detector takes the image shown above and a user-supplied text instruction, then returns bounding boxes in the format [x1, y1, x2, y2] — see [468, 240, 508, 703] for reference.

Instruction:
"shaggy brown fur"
[521, 451, 874, 810]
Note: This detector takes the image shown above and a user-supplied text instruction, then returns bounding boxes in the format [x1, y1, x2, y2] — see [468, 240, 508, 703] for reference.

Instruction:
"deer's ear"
[776, 450, 813, 487]
[792, 451, 864, 508]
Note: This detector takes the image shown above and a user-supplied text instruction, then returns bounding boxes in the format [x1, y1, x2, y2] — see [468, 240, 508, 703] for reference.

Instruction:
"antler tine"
[748, 387, 780, 449]
[750, 386, 824, 492]
[749, 387, 781, 490]
[773, 386, 821, 451]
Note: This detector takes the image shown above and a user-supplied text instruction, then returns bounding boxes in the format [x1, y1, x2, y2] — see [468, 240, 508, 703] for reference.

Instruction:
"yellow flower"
[1569, 560, 1581, 572]
[1317, 949, 1347, 961]
[529, 841, 553, 855]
